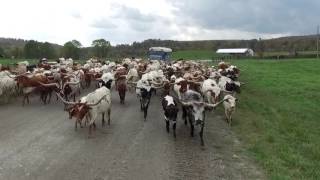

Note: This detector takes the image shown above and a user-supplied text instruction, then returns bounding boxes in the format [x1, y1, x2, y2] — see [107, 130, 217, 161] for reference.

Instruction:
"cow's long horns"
[56, 92, 76, 105]
[86, 95, 107, 106]
[37, 81, 60, 88]
[5, 72, 16, 79]
[187, 80, 202, 84]
[204, 99, 226, 108]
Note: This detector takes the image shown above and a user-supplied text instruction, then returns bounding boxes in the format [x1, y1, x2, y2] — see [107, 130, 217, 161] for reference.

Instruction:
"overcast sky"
[0, 0, 318, 46]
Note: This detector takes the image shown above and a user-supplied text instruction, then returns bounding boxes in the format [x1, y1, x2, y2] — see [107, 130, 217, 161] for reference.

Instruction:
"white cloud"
[0, 0, 307, 46]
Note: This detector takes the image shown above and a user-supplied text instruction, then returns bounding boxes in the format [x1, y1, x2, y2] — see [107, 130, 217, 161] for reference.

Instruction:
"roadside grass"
[222, 59, 320, 179]
[0, 58, 38, 65]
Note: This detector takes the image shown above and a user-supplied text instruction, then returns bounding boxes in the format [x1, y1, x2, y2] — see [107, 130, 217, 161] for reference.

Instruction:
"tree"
[91, 39, 111, 58]
[24, 40, 40, 58]
[63, 40, 81, 59]
[257, 38, 265, 58]
[0, 46, 5, 58]
[40, 42, 56, 59]
[71, 39, 82, 48]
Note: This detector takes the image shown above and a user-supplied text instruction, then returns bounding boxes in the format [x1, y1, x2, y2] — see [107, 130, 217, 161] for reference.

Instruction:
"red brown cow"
[114, 67, 127, 104]
[15, 74, 58, 105]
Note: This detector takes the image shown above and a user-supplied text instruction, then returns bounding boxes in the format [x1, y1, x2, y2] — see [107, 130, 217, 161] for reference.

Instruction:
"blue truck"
[148, 47, 172, 61]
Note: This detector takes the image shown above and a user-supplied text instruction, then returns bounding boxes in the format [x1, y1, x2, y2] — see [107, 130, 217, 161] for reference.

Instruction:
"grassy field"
[0, 58, 39, 65]
[172, 50, 218, 60]
[224, 59, 320, 180]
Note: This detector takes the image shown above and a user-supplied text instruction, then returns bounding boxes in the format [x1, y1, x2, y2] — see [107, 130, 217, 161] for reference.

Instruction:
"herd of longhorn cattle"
[0, 57, 243, 146]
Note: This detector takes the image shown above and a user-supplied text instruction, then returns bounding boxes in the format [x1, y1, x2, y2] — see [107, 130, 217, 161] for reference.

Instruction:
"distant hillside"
[0, 38, 27, 49]
[0, 37, 61, 49]
[110, 35, 319, 58]
[0, 34, 319, 59]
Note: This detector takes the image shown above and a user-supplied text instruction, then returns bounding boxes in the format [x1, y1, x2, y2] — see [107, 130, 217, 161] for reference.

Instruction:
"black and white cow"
[180, 90, 225, 146]
[162, 95, 179, 138]
[136, 79, 154, 121]
[98, 72, 114, 89]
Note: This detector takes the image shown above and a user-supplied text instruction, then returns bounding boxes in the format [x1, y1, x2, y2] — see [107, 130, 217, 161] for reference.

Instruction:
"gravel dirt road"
[0, 89, 265, 180]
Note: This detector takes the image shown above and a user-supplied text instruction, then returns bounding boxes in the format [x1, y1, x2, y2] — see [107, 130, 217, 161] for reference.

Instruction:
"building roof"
[216, 48, 253, 54]
[149, 47, 172, 53]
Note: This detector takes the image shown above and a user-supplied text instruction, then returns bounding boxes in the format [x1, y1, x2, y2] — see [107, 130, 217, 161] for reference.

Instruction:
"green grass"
[0, 58, 39, 65]
[223, 59, 320, 179]
[172, 50, 218, 60]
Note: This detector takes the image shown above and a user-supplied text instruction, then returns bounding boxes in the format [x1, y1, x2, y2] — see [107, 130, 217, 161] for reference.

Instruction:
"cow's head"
[66, 103, 92, 121]
[224, 95, 237, 110]
[226, 81, 241, 93]
[98, 79, 113, 89]
[178, 80, 188, 93]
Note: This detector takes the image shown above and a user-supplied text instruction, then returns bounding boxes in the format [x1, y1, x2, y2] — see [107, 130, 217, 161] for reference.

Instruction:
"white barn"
[216, 48, 254, 56]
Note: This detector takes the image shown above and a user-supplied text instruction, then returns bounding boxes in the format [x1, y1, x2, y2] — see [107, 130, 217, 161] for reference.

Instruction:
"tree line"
[0, 38, 112, 60]
[0, 34, 319, 60]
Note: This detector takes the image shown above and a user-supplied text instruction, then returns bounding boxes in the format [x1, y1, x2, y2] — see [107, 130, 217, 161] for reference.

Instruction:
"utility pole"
[317, 25, 319, 59]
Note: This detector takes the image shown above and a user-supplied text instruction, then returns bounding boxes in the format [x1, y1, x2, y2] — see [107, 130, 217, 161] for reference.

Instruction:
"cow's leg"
[123, 91, 126, 104]
[75, 120, 78, 131]
[27, 94, 30, 104]
[88, 125, 92, 138]
[108, 108, 111, 125]
[73, 94, 76, 102]
[43, 92, 47, 105]
[173, 121, 176, 138]
[93, 122, 96, 130]
[200, 123, 204, 146]
[22, 94, 26, 106]
[143, 100, 149, 121]
[189, 116, 194, 137]
[48, 91, 52, 104]
[225, 110, 230, 124]
[228, 114, 232, 126]
[102, 113, 105, 127]
[140, 99, 143, 111]
[182, 107, 188, 125]
[166, 120, 170, 133]
[144, 107, 148, 121]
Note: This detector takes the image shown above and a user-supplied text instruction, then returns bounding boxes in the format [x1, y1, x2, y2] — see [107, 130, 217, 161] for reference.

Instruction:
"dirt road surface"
[0, 89, 265, 180]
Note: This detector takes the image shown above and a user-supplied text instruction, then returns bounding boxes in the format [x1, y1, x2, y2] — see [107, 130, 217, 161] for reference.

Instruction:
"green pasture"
[224, 59, 320, 179]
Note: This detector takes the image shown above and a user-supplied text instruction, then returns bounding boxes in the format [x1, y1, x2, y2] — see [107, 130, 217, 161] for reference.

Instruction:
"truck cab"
[148, 47, 172, 61]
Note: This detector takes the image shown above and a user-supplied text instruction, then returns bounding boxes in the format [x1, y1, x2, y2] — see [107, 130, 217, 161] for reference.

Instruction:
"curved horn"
[116, 75, 127, 81]
[127, 81, 138, 85]
[63, 80, 80, 90]
[37, 81, 60, 88]
[55, 92, 76, 105]
[151, 80, 163, 86]
[86, 95, 107, 106]
[187, 80, 202, 85]
[151, 84, 164, 89]
[205, 99, 226, 108]
[65, 80, 80, 85]
[5, 73, 16, 79]
[180, 100, 192, 106]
